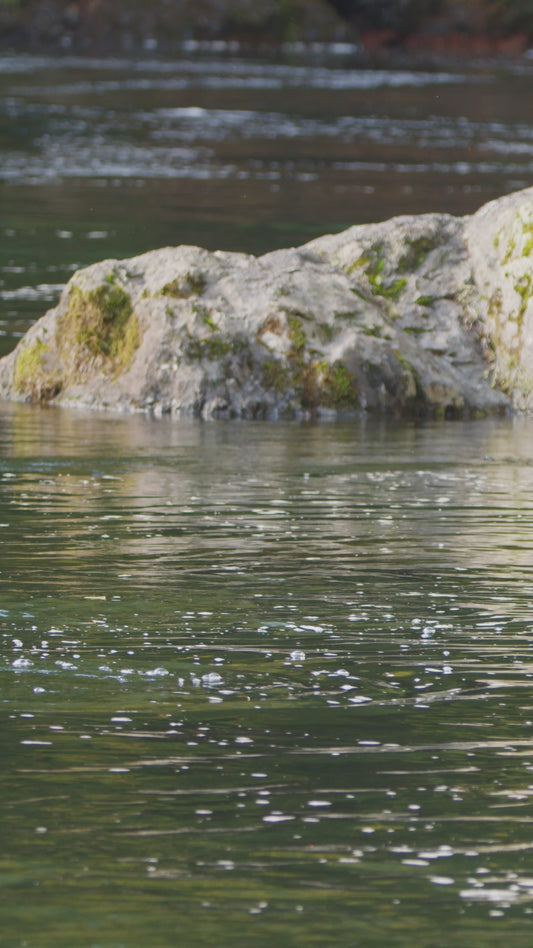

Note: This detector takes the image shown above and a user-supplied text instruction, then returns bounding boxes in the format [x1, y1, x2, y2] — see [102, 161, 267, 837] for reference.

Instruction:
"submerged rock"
[2, 187, 533, 420]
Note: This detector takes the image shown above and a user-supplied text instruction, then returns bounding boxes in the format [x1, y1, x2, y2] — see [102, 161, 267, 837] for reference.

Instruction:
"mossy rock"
[185, 334, 232, 361]
[398, 235, 436, 272]
[262, 357, 290, 392]
[349, 244, 406, 301]
[57, 281, 140, 379]
[161, 272, 206, 298]
[319, 360, 359, 408]
[13, 339, 61, 403]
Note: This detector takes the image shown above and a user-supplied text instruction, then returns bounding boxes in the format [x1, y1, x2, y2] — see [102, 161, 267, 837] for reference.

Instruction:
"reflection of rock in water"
[2, 186, 533, 420]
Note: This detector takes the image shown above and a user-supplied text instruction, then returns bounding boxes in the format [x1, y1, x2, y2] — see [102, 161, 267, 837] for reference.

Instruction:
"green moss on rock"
[185, 331, 252, 365]
[348, 243, 406, 301]
[13, 338, 61, 402]
[262, 358, 290, 392]
[514, 273, 533, 323]
[57, 281, 139, 378]
[320, 360, 359, 407]
[503, 233, 516, 264]
[185, 334, 232, 360]
[377, 276, 407, 300]
[161, 272, 206, 298]
[521, 220, 533, 256]
[192, 304, 217, 330]
[287, 315, 307, 353]
[398, 235, 436, 272]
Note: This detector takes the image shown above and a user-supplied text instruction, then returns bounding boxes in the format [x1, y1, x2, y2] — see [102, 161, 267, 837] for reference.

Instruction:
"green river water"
[2, 49, 533, 947]
[3, 407, 533, 946]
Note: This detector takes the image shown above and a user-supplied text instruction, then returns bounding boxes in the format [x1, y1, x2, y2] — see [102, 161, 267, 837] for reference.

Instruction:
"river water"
[2, 49, 533, 947]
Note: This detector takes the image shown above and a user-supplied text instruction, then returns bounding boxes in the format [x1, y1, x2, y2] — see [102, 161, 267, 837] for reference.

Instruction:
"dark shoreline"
[0, 0, 532, 62]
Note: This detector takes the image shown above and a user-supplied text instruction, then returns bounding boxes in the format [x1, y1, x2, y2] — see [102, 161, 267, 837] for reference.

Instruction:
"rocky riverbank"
[1, 187, 533, 420]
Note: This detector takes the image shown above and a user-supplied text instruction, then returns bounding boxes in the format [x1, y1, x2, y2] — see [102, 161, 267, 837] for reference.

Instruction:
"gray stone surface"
[2, 187, 533, 419]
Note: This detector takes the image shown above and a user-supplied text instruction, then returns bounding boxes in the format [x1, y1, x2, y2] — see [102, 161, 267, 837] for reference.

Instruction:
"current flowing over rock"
[1, 186, 533, 420]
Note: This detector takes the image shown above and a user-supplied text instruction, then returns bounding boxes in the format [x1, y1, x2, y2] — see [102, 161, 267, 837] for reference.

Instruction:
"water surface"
[3, 407, 533, 946]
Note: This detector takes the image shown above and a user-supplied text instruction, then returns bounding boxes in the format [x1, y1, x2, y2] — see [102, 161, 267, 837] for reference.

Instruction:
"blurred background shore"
[2, 0, 533, 59]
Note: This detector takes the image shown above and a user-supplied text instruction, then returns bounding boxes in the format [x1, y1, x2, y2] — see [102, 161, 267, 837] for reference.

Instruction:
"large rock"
[1, 187, 533, 420]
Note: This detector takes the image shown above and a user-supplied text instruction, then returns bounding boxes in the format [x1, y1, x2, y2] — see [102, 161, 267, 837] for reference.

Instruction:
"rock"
[2, 187, 533, 420]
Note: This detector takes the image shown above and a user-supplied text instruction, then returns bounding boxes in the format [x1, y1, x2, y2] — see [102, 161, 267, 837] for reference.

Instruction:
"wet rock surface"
[2, 187, 533, 420]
